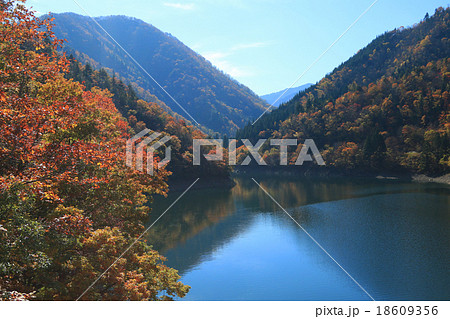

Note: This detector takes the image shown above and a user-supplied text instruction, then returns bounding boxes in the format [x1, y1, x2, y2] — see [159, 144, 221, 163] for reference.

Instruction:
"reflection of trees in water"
[232, 176, 377, 211]
[145, 176, 449, 297]
[146, 176, 425, 253]
[235, 175, 441, 211]
[145, 188, 236, 252]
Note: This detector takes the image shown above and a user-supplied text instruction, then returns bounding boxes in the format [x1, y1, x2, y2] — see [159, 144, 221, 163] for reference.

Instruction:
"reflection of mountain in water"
[159, 207, 257, 274]
[146, 176, 449, 281]
[145, 188, 236, 253]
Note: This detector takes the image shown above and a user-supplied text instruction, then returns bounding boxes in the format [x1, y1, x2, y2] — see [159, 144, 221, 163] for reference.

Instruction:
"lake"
[146, 176, 450, 301]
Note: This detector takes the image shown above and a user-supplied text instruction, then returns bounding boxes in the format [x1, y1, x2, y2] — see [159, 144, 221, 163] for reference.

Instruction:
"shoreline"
[166, 169, 450, 193]
[232, 166, 450, 186]
[167, 176, 236, 193]
[411, 173, 450, 185]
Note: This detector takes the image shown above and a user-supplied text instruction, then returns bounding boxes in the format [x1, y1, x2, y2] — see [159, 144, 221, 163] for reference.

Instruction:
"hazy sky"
[28, 0, 449, 95]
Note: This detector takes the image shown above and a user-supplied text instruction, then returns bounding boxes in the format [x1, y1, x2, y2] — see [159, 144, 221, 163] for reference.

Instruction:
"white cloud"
[203, 51, 254, 78]
[203, 51, 230, 60]
[201, 41, 270, 78]
[230, 42, 269, 51]
[190, 43, 203, 51]
[163, 2, 195, 10]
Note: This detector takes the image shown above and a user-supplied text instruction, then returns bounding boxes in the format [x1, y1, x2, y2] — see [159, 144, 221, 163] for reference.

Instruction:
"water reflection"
[145, 176, 450, 300]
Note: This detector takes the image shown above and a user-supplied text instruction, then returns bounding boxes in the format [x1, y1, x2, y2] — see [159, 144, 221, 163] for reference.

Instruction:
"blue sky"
[28, 0, 449, 95]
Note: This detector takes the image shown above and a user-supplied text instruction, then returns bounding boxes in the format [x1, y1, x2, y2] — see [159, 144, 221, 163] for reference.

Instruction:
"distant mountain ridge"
[48, 13, 269, 135]
[261, 84, 313, 107]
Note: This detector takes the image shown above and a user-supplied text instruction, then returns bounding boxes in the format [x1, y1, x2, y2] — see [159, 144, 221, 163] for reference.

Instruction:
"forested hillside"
[237, 8, 450, 175]
[65, 57, 230, 179]
[49, 13, 268, 135]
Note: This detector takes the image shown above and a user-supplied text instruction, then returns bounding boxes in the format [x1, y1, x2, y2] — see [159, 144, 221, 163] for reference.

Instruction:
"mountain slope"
[237, 7, 450, 175]
[49, 13, 268, 135]
[65, 57, 230, 179]
[261, 84, 312, 107]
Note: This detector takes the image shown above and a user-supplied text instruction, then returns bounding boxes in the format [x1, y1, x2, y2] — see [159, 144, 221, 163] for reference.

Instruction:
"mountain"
[65, 57, 230, 180]
[48, 13, 269, 135]
[237, 7, 450, 175]
[261, 84, 313, 107]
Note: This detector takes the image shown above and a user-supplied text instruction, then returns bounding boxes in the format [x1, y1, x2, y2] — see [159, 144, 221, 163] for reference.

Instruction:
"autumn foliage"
[238, 8, 450, 175]
[64, 59, 231, 180]
[0, 0, 189, 300]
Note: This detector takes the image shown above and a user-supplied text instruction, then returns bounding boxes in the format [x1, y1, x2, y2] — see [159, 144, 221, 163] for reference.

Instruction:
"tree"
[0, 0, 189, 300]
[363, 132, 387, 168]
[237, 7, 450, 175]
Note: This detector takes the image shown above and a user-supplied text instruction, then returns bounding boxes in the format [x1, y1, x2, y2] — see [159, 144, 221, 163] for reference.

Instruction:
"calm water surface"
[146, 176, 450, 300]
